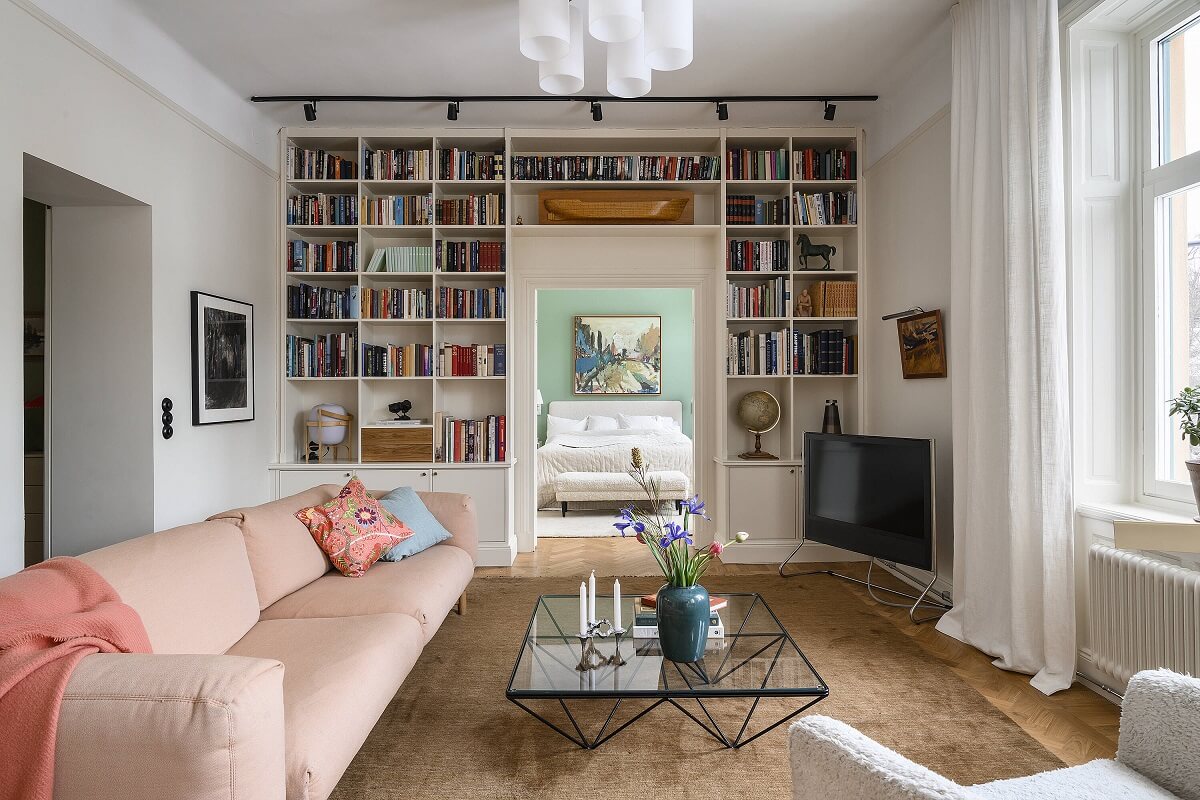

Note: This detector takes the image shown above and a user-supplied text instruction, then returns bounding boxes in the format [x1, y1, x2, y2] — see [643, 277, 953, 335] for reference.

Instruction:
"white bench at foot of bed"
[553, 470, 691, 517]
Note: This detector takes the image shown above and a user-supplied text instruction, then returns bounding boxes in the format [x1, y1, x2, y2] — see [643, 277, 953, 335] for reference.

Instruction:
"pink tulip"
[708, 541, 724, 556]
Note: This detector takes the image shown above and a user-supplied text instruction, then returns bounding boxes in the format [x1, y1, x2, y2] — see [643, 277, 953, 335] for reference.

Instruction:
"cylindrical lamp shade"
[519, 0, 570, 62]
[539, 3, 584, 95]
[645, 0, 693, 71]
[589, 0, 642, 43]
[607, 28, 651, 98]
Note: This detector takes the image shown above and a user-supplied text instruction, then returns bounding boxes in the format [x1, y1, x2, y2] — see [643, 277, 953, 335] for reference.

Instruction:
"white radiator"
[1088, 544, 1200, 684]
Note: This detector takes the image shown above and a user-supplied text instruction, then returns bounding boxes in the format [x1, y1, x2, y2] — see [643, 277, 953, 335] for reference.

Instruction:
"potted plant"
[1168, 386, 1200, 521]
[613, 448, 748, 663]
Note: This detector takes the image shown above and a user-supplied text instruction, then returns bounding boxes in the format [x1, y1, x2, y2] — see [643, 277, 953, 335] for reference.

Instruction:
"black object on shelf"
[821, 399, 842, 435]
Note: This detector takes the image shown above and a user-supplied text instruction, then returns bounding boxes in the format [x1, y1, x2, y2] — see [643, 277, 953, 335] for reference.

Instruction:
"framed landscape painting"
[191, 291, 255, 424]
[573, 315, 662, 395]
[896, 309, 947, 379]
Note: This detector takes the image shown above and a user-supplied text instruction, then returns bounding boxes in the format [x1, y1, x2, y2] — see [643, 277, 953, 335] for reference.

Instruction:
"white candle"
[613, 578, 622, 631]
[579, 581, 587, 636]
[588, 570, 597, 624]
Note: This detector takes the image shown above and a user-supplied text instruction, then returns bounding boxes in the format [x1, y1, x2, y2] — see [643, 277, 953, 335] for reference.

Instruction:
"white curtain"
[935, 0, 1076, 695]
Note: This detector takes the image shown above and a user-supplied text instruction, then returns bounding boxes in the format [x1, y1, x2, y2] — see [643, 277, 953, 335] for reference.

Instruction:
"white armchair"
[789, 669, 1200, 800]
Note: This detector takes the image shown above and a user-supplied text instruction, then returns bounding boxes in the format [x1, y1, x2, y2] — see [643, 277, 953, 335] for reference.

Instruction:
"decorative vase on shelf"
[655, 583, 710, 663]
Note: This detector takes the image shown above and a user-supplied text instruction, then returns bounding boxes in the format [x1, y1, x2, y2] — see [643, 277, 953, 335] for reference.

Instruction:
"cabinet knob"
[433, 471, 439, 477]
[789, 468, 795, 474]
[344, 472, 352, 478]
[421, 472, 428, 477]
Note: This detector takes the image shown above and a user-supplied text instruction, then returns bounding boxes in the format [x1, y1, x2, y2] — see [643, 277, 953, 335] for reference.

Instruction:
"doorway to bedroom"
[534, 288, 696, 541]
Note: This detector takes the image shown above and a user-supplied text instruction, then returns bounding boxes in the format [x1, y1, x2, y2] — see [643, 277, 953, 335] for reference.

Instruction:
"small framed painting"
[191, 291, 255, 424]
[896, 309, 947, 379]
[573, 315, 662, 395]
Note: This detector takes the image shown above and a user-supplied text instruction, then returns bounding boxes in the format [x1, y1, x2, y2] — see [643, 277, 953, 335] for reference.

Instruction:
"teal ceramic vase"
[656, 584, 710, 663]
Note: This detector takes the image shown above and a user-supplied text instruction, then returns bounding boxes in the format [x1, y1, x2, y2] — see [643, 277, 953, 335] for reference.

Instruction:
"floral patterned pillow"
[295, 477, 415, 577]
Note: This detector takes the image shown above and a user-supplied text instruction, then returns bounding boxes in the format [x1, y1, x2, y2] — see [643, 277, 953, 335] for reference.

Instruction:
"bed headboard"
[547, 400, 683, 428]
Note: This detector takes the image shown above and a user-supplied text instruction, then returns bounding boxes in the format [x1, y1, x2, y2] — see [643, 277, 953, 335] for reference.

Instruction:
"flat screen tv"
[804, 433, 934, 571]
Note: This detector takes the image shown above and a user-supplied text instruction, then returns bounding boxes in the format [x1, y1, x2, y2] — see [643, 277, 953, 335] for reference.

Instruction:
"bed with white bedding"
[537, 400, 694, 508]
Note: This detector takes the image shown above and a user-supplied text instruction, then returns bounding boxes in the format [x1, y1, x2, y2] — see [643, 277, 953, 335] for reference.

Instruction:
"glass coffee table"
[506, 592, 828, 749]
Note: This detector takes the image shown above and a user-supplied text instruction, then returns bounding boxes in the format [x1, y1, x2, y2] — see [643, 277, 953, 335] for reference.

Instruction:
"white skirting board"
[476, 537, 517, 567]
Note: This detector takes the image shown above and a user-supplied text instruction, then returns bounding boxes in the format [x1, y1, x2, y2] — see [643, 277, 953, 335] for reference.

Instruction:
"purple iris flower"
[682, 495, 709, 519]
[658, 520, 693, 548]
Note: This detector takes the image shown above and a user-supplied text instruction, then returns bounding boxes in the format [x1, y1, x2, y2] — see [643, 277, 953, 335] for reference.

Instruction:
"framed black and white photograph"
[191, 291, 254, 425]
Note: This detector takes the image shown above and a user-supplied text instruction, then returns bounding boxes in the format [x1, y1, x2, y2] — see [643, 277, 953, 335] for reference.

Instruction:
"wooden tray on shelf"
[537, 189, 695, 225]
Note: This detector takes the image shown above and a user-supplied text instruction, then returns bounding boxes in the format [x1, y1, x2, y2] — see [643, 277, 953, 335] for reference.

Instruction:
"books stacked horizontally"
[802, 280, 858, 317]
[436, 413, 506, 463]
[792, 329, 856, 375]
[792, 191, 857, 225]
[365, 245, 434, 273]
[727, 239, 789, 272]
[362, 194, 433, 226]
[793, 147, 857, 181]
[362, 146, 431, 181]
[287, 240, 357, 273]
[632, 595, 727, 639]
[287, 194, 357, 226]
[437, 241, 505, 273]
[360, 287, 433, 320]
[361, 342, 433, 378]
[286, 146, 357, 180]
[438, 343, 506, 377]
[728, 328, 790, 376]
[438, 149, 504, 181]
[726, 148, 789, 180]
[436, 194, 504, 226]
[727, 195, 789, 225]
[437, 286, 505, 319]
[285, 331, 356, 378]
[727, 276, 790, 318]
[288, 283, 358, 320]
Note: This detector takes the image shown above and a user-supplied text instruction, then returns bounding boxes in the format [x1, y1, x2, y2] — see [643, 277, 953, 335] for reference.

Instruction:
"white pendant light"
[607, 25, 651, 98]
[645, 0, 693, 71]
[539, 3, 585, 95]
[519, 0, 570, 62]
[590, 0, 642, 44]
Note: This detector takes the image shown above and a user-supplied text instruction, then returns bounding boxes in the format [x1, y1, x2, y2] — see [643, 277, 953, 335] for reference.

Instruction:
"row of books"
[438, 286, 506, 319]
[726, 195, 789, 225]
[362, 194, 433, 227]
[803, 280, 858, 317]
[287, 283, 356, 320]
[508, 154, 720, 181]
[286, 146, 357, 180]
[794, 148, 857, 181]
[365, 245, 434, 273]
[438, 149, 504, 181]
[726, 148, 789, 180]
[636, 154, 720, 181]
[727, 328, 791, 376]
[287, 194, 358, 226]
[361, 342, 433, 378]
[287, 240, 357, 273]
[725, 328, 858, 375]
[793, 191, 857, 226]
[360, 287, 432, 320]
[435, 194, 505, 226]
[727, 277, 790, 319]
[794, 329, 856, 375]
[727, 239, 790, 272]
[362, 147, 431, 181]
[438, 240, 505, 272]
[285, 332, 356, 378]
[436, 413, 507, 463]
[438, 343, 506, 377]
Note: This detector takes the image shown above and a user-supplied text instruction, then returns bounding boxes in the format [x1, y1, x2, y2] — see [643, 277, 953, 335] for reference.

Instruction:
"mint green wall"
[536, 288, 694, 441]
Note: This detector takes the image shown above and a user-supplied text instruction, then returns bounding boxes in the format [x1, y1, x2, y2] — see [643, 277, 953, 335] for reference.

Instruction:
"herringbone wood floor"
[478, 537, 1120, 767]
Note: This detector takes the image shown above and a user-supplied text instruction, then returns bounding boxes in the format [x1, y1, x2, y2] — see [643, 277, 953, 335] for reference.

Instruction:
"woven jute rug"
[330, 575, 1063, 799]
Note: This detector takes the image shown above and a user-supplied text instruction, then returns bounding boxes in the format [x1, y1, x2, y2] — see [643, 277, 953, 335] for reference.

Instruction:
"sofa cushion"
[225, 613, 425, 800]
[259, 544, 473, 642]
[415, 492, 478, 564]
[296, 477, 414, 577]
[78, 521, 259, 655]
[972, 759, 1181, 799]
[377, 486, 453, 561]
[210, 485, 337, 610]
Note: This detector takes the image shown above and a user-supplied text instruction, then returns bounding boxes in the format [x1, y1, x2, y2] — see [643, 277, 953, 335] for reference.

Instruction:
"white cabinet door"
[276, 469, 357, 498]
[431, 468, 509, 544]
[275, 467, 432, 498]
[356, 468, 433, 493]
[726, 466, 799, 542]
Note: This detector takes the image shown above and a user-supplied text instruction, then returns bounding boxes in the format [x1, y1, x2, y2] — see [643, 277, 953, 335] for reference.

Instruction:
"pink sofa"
[51, 485, 476, 800]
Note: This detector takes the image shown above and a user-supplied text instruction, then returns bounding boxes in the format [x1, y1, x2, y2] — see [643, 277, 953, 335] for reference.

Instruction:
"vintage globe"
[737, 391, 780, 434]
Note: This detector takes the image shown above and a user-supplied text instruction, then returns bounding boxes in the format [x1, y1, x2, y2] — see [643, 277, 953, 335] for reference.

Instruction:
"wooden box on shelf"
[361, 425, 433, 463]
[537, 189, 695, 225]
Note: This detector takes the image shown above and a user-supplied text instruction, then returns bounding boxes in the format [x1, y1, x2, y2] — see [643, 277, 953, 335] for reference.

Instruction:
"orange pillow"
[295, 477, 415, 577]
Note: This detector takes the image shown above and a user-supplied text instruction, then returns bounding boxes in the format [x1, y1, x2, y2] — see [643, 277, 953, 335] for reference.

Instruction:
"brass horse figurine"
[796, 233, 837, 270]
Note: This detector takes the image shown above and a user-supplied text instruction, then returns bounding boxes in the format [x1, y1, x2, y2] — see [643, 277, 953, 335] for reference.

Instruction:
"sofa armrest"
[54, 653, 285, 800]
[1117, 669, 1200, 800]
[418, 491, 478, 564]
[790, 717, 971, 800]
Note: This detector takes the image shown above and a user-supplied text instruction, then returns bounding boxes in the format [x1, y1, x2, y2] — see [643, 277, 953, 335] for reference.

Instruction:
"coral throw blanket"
[0, 557, 151, 800]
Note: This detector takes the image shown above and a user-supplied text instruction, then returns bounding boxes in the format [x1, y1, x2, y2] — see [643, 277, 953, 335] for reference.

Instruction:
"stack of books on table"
[632, 595, 727, 639]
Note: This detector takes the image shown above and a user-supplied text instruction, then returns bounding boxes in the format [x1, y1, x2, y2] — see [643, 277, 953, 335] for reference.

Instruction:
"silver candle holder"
[576, 618, 627, 671]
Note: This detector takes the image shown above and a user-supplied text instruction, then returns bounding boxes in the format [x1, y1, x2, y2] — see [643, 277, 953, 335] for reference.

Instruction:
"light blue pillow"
[377, 486, 453, 560]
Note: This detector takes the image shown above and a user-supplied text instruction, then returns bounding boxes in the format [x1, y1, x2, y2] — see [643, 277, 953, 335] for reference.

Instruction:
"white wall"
[1, 0, 278, 574]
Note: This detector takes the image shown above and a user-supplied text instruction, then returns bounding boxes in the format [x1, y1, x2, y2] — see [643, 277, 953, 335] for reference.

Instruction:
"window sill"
[1075, 500, 1196, 525]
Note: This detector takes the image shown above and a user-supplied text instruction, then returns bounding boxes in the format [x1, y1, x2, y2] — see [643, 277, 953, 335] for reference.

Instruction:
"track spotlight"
[823, 100, 837, 121]
[446, 101, 460, 121]
[590, 101, 603, 122]
[303, 101, 317, 122]
[716, 101, 729, 121]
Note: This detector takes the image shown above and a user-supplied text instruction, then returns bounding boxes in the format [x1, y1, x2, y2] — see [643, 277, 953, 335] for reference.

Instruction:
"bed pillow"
[546, 415, 588, 438]
[618, 413, 678, 432]
[376, 486, 453, 560]
[586, 415, 620, 432]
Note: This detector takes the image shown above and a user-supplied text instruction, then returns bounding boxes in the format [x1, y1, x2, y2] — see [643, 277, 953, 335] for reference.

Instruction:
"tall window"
[1146, 11, 1200, 501]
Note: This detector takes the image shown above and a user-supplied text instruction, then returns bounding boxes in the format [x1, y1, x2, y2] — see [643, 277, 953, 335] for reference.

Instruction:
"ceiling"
[124, 0, 954, 129]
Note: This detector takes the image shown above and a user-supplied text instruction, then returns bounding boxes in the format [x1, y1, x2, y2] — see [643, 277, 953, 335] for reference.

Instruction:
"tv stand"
[778, 540, 950, 624]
